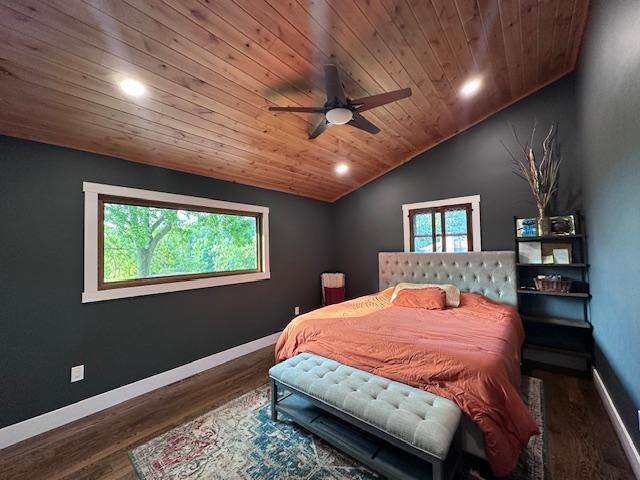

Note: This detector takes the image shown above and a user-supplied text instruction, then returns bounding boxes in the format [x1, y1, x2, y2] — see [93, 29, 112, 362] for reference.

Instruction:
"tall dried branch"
[504, 123, 561, 213]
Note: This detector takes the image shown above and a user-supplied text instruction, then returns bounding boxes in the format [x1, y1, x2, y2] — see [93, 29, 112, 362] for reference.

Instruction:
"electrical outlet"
[294, 306, 300, 315]
[71, 365, 85, 383]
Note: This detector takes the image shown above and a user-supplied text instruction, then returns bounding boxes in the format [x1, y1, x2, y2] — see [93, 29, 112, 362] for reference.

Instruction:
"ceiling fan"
[268, 65, 412, 139]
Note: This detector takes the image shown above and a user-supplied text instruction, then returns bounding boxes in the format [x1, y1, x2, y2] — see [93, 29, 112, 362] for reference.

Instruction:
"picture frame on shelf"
[549, 215, 576, 236]
[553, 248, 571, 264]
[542, 242, 573, 264]
[516, 217, 538, 237]
[519, 241, 542, 264]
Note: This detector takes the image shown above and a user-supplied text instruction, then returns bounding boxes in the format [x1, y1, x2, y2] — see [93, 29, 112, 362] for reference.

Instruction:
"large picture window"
[83, 183, 269, 302]
[402, 196, 481, 253]
[100, 196, 261, 288]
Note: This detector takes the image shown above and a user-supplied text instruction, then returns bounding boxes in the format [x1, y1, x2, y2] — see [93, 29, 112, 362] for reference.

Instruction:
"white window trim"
[402, 195, 482, 253]
[82, 182, 270, 303]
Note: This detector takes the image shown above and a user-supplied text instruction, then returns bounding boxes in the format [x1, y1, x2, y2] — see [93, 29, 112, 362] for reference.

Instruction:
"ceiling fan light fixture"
[325, 107, 353, 125]
[460, 77, 482, 97]
[335, 163, 349, 174]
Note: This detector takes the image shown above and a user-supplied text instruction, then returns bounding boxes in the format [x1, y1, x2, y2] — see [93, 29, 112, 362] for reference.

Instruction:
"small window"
[83, 183, 269, 302]
[403, 196, 481, 253]
[410, 204, 473, 253]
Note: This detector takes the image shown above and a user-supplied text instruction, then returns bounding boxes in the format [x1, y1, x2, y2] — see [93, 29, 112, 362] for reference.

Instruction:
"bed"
[275, 251, 539, 477]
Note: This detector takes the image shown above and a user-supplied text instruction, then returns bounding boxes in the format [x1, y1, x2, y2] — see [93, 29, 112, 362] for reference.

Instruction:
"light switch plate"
[71, 365, 85, 383]
[294, 306, 300, 315]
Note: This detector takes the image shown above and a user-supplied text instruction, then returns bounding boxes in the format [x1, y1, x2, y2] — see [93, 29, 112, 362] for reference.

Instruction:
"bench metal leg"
[432, 460, 444, 480]
[445, 427, 463, 480]
[270, 378, 278, 422]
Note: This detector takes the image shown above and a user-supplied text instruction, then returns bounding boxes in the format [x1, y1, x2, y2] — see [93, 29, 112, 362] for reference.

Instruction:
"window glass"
[414, 236, 434, 253]
[444, 208, 469, 252]
[414, 212, 432, 236]
[409, 204, 473, 253]
[102, 199, 259, 286]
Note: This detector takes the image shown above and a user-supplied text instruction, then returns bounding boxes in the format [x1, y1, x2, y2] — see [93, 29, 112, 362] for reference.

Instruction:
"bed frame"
[379, 251, 518, 459]
[270, 251, 518, 478]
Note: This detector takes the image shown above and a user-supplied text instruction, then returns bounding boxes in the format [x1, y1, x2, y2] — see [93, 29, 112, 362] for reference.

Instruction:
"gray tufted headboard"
[379, 251, 518, 306]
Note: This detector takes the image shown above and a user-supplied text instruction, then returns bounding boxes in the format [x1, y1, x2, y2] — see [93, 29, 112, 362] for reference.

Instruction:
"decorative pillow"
[392, 287, 447, 310]
[391, 282, 461, 308]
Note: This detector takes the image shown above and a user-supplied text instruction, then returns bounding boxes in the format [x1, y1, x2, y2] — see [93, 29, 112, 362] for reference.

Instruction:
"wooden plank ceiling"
[0, 0, 589, 201]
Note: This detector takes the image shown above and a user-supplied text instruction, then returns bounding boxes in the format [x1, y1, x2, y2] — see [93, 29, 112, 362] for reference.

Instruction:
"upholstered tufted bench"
[269, 353, 462, 480]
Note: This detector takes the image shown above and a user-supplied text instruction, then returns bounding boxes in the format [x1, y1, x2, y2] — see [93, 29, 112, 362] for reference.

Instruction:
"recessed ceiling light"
[335, 163, 349, 174]
[460, 77, 482, 97]
[119, 78, 146, 97]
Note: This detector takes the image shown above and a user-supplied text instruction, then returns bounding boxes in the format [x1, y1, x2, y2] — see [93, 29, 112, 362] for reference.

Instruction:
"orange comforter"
[275, 289, 539, 476]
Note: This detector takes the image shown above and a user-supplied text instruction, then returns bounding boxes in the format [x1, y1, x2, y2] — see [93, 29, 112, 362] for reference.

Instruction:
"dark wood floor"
[0, 347, 634, 480]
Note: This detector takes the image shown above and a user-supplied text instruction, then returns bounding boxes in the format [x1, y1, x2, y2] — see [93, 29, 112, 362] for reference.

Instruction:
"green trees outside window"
[102, 201, 259, 284]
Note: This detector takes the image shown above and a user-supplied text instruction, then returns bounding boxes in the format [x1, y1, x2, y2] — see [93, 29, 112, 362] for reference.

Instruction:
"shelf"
[521, 314, 591, 329]
[524, 342, 592, 359]
[517, 289, 591, 298]
[516, 234, 584, 242]
[521, 359, 591, 377]
[516, 263, 588, 268]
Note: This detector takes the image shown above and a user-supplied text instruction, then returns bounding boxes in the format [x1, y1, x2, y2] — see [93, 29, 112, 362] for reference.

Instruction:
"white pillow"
[391, 282, 460, 308]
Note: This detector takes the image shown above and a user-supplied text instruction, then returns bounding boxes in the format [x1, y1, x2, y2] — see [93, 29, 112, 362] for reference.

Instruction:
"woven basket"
[534, 277, 572, 293]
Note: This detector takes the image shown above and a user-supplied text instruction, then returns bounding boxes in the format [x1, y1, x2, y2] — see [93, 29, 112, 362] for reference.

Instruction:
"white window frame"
[402, 195, 482, 253]
[82, 182, 270, 303]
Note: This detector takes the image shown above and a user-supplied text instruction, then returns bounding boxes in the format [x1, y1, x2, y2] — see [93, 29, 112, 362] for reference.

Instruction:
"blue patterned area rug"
[129, 377, 545, 480]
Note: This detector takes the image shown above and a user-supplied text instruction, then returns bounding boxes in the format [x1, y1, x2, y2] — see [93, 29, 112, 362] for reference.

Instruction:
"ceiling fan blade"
[351, 88, 412, 112]
[308, 118, 330, 139]
[269, 106, 325, 113]
[324, 64, 346, 105]
[348, 113, 380, 135]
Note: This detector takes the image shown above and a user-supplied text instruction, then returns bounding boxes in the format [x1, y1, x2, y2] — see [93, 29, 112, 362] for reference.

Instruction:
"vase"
[537, 206, 551, 236]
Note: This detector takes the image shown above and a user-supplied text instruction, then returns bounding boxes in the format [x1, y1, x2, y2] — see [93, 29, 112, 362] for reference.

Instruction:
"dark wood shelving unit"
[514, 213, 593, 376]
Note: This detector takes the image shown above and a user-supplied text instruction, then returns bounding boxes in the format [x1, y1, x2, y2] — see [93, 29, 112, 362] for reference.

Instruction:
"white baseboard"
[593, 368, 640, 479]
[0, 331, 281, 450]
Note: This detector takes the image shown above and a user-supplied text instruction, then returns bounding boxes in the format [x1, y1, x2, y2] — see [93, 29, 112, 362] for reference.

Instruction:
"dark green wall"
[0, 136, 335, 428]
[333, 75, 582, 298]
[577, 0, 640, 449]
